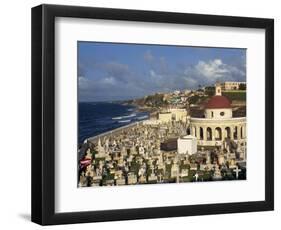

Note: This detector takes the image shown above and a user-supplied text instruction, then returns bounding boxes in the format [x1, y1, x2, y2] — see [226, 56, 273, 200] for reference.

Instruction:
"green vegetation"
[91, 150, 97, 158]
[205, 86, 215, 96]
[144, 93, 166, 107]
[222, 91, 246, 101]
[239, 83, 246, 90]
[188, 95, 208, 105]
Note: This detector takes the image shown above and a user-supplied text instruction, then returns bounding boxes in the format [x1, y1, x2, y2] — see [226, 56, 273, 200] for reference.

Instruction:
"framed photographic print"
[31, 4, 274, 225]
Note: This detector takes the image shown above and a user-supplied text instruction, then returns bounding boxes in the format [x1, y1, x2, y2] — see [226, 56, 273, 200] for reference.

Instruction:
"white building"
[177, 135, 197, 155]
[189, 84, 246, 147]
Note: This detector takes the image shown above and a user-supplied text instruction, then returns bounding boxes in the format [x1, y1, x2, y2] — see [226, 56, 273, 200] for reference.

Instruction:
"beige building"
[158, 108, 187, 123]
[221, 81, 246, 90]
[189, 84, 246, 147]
[158, 112, 172, 123]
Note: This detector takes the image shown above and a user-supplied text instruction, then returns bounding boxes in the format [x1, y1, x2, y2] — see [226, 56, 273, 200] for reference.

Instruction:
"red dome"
[205, 95, 231, 109]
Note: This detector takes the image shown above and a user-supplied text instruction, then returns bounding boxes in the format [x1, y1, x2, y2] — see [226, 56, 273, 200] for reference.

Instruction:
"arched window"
[200, 127, 204, 140]
[225, 127, 231, 139]
[187, 127, 191, 135]
[207, 127, 212, 140]
[215, 127, 222, 140]
[240, 126, 243, 139]
[234, 126, 238, 140]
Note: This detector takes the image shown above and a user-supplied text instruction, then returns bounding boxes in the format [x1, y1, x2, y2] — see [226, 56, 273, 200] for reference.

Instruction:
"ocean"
[78, 102, 149, 144]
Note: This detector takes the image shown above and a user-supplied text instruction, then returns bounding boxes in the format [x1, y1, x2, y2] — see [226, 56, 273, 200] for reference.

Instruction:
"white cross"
[233, 166, 241, 179]
[193, 173, 199, 182]
[158, 173, 162, 182]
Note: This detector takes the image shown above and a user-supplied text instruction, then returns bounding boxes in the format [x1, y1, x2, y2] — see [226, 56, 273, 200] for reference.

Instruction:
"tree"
[239, 83, 246, 90]
[205, 86, 215, 96]
[188, 95, 200, 104]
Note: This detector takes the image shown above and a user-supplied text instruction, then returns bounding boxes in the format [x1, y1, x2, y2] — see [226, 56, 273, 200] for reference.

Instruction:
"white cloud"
[181, 58, 246, 89]
[195, 59, 230, 80]
[78, 76, 90, 89]
[149, 69, 163, 80]
[101, 77, 116, 85]
[79, 57, 246, 101]
[184, 77, 197, 88]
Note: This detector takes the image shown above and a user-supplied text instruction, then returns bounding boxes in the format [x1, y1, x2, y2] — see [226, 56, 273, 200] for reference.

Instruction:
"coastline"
[86, 120, 144, 144]
[79, 101, 152, 146]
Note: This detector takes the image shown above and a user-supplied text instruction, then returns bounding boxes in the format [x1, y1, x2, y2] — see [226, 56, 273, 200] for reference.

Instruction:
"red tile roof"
[205, 95, 231, 109]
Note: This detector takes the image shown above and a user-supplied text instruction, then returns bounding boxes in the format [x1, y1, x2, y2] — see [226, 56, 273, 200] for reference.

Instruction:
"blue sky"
[78, 42, 246, 102]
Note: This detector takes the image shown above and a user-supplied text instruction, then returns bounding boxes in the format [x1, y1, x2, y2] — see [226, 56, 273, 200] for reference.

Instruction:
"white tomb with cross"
[233, 166, 241, 179]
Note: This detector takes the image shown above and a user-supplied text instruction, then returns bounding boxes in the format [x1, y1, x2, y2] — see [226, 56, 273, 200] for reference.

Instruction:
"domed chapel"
[189, 84, 246, 148]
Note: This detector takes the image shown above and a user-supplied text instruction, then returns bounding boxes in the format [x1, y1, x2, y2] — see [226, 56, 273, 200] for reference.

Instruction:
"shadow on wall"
[18, 213, 30, 222]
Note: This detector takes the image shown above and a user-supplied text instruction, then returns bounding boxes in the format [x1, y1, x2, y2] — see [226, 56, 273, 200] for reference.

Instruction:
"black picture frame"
[31, 4, 274, 225]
